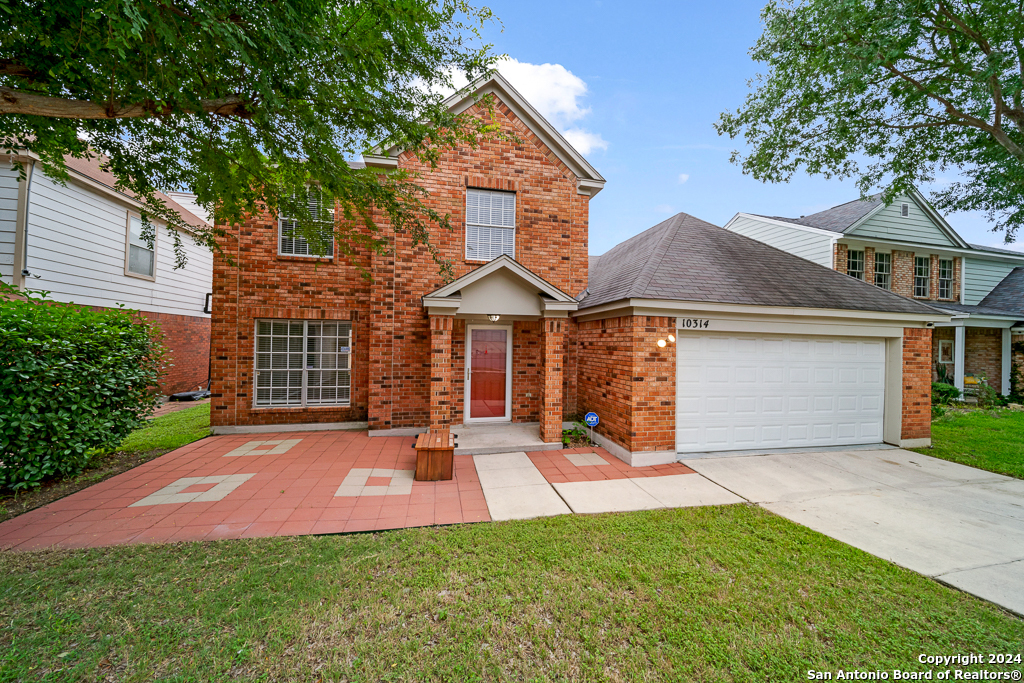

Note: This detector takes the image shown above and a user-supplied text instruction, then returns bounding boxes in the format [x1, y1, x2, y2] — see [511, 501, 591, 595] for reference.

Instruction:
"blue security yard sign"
[584, 412, 599, 427]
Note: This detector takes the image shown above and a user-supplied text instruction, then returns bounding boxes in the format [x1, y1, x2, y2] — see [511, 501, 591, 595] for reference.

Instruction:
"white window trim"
[938, 258, 954, 299]
[465, 188, 516, 262]
[124, 211, 157, 281]
[847, 249, 865, 280]
[873, 252, 892, 290]
[278, 190, 335, 258]
[914, 256, 931, 298]
[252, 319, 353, 408]
[464, 324, 513, 423]
[938, 339, 954, 364]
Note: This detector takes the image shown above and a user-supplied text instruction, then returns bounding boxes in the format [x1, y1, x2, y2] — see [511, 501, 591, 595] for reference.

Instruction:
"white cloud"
[678, 173, 689, 184]
[654, 204, 675, 214]
[435, 57, 608, 155]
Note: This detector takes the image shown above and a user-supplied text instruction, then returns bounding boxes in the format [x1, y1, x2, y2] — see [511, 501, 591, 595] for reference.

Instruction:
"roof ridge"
[630, 214, 684, 297]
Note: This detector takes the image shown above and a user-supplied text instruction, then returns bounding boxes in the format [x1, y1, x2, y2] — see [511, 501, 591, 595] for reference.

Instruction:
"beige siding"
[847, 195, 956, 246]
[22, 169, 212, 317]
[724, 215, 834, 267]
[0, 161, 19, 283]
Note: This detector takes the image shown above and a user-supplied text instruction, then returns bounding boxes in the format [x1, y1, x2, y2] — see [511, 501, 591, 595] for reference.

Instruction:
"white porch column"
[1002, 328, 1012, 396]
[954, 325, 966, 394]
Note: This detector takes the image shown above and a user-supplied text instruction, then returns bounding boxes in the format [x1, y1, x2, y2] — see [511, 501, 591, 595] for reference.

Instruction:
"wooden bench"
[414, 429, 455, 481]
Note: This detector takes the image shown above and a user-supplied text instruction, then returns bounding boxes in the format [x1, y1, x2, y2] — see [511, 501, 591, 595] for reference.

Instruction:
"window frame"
[124, 211, 157, 281]
[901, 203, 910, 217]
[847, 249, 865, 280]
[253, 319, 353, 408]
[938, 258, 954, 299]
[938, 339, 954, 364]
[278, 189, 335, 258]
[873, 252, 891, 290]
[465, 188, 516, 262]
[914, 256, 931, 298]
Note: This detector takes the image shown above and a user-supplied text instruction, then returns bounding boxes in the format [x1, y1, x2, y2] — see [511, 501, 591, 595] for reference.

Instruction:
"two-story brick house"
[211, 74, 949, 465]
[725, 192, 1024, 398]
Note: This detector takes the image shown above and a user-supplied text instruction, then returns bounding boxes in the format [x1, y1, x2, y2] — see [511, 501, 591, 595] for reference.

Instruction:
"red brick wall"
[902, 327, 932, 441]
[892, 250, 915, 298]
[576, 315, 675, 453]
[1013, 334, 1024, 396]
[211, 93, 591, 429]
[138, 311, 211, 396]
[965, 327, 1004, 393]
[838, 247, 960, 302]
[511, 321, 543, 422]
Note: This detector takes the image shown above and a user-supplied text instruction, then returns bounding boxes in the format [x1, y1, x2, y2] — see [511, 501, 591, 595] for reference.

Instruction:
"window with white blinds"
[126, 214, 155, 279]
[254, 320, 351, 407]
[279, 190, 335, 257]
[466, 189, 515, 260]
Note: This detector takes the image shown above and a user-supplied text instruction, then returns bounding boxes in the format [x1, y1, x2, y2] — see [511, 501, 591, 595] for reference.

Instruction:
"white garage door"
[675, 333, 885, 453]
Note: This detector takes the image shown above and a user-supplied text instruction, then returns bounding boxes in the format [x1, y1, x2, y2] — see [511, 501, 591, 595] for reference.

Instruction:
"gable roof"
[762, 188, 969, 248]
[64, 154, 210, 230]
[423, 254, 578, 313]
[364, 73, 606, 197]
[580, 212, 944, 316]
[979, 267, 1024, 316]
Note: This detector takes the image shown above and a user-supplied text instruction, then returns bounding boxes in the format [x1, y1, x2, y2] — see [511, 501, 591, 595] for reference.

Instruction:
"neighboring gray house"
[0, 152, 213, 394]
[724, 190, 1024, 396]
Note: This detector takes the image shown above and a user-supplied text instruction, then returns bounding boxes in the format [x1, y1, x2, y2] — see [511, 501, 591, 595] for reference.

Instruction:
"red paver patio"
[0, 434, 697, 552]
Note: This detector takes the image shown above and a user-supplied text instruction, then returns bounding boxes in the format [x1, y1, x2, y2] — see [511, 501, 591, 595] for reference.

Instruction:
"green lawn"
[118, 403, 212, 452]
[913, 408, 1024, 479]
[1, 505, 1020, 682]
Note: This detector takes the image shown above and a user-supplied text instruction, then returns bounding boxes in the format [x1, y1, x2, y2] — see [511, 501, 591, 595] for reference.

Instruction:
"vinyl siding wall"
[725, 215, 834, 267]
[22, 168, 212, 318]
[963, 257, 1019, 305]
[847, 195, 956, 246]
[0, 160, 19, 282]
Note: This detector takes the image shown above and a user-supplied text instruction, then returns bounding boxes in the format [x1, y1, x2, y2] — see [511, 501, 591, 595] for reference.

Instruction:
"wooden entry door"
[467, 326, 511, 421]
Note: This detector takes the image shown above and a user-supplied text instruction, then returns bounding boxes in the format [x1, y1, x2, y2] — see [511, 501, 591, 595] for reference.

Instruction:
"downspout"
[20, 159, 36, 285]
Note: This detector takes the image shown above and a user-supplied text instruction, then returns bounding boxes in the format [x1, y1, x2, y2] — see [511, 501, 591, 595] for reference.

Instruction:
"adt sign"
[584, 412, 599, 427]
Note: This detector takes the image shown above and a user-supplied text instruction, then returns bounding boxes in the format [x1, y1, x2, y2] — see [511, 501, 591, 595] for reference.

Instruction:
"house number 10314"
[679, 318, 710, 329]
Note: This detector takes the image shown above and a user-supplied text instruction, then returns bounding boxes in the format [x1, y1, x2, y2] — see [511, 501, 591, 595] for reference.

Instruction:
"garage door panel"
[676, 333, 886, 453]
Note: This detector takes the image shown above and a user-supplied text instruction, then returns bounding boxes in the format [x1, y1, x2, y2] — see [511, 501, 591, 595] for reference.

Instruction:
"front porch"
[932, 311, 1022, 395]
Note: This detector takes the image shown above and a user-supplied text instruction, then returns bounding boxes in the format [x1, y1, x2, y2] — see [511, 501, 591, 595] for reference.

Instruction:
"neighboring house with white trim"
[724, 191, 1024, 397]
[0, 152, 214, 394]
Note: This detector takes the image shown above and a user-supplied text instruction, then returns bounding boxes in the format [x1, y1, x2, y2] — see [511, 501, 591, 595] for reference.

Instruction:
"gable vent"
[901, 203, 910, 217]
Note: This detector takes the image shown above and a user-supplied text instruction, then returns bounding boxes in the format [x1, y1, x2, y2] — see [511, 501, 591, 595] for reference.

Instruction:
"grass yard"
[0, 403, 211, 524]
[913, 408, 1024, 479]
[1, 505, 1021, 682]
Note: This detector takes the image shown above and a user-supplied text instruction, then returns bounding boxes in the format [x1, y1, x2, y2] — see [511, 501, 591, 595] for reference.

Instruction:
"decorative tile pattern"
[223, 439, 302, 457]
[130, 474, 256, 507]
[564, 452, 607, 467]
[335, 468, 414, 497]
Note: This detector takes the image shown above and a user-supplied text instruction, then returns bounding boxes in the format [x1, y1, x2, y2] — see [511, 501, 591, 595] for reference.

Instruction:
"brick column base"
[540, 317, 565, 443]
[429, 315, 454, 429]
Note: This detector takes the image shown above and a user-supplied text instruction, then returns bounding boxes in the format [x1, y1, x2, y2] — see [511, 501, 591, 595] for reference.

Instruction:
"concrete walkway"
[686, 448, 1024, 616]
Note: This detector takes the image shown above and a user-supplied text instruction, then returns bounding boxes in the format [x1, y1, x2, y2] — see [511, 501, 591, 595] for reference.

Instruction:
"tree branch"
[0, 87, 254, 119]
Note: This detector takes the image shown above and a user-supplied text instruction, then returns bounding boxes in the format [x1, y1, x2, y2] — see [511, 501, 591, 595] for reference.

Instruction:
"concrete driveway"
[687, 447, 1024, 616]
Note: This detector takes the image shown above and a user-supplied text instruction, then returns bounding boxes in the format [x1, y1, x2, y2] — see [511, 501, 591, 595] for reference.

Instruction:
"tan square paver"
[223, 439, 302, 457]
[335, 468, 414, 497]
[564, 452, 607, 467]
[130, 474, 256, 507]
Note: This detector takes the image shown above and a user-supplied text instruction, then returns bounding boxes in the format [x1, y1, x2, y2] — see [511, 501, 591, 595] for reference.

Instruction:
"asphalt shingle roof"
[931, 302, 1022, 318]
[759, 195, 883, 234]
[978, 267, 1024, 316]
[580, 213, 944, 316]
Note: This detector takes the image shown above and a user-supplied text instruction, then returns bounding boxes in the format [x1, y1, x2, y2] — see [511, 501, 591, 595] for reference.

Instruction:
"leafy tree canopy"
[0, 0, 498, 274]
[716, 0, 1024, 241]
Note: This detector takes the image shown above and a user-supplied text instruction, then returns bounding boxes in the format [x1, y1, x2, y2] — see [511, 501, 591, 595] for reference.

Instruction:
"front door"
[467, 326, 511, 421]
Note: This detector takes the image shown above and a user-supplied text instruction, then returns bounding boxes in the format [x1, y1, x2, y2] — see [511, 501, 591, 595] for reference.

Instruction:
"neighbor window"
[874, 252, 891, 290]
[938, 258, 954, 299]
[254, 320, 351, 407]
[279, 189, 334, 257]
[465, 188, 515, 261]
[847, 250, 865, 280]
[938, 340, 954, 364]
[914, 256, 931, 297]
[126, 213, 155, 279]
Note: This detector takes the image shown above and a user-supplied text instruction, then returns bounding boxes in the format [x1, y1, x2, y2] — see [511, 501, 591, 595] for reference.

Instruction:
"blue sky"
[474, 0, 1024, 255]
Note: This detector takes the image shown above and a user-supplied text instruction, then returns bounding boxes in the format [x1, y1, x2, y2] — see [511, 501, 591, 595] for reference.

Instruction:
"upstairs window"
[279, 190, 334, 257]
[847, 250, 865, 280]
[254, 320, 351, 407]
[466, 188, 515, 261]
[126, 213, 156, 279]
[874, 252, 891, 290]
[914, 256, 931, 298]
[938, 258, 954, 299]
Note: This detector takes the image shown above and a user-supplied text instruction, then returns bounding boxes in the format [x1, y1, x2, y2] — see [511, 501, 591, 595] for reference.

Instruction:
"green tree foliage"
[716, 0, 1024, 240]
[0, 283, 166, 490]
[0, 0, 498, 274]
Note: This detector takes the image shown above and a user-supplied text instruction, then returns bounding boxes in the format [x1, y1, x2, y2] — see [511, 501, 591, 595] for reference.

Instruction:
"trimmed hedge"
[932, 382, 961, 405]
[0, 284, 166, 490]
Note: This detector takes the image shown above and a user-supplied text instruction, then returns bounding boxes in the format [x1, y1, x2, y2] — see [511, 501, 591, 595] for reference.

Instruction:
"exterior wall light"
[487, 314, 500, 322]
[667, 334, 675, 343]
[657, 339, 667, 348]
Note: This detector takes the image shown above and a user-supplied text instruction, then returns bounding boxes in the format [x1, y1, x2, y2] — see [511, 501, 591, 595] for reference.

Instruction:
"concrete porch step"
[452, 423, 563, 456]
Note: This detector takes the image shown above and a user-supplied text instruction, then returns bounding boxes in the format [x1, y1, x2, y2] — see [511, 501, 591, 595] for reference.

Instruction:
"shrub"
[0, 284, 166, 490]
[973, 376, 1004, 409]
[932, 382, 961, 405]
